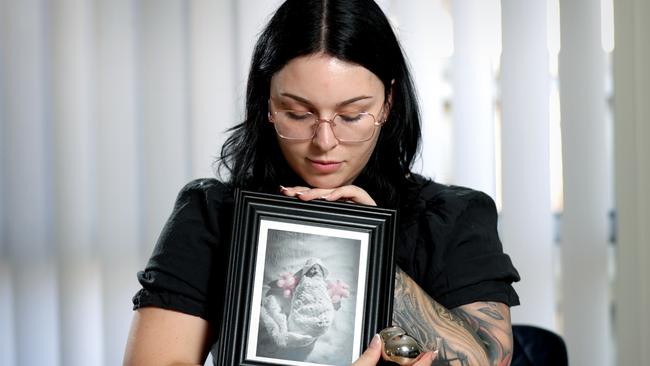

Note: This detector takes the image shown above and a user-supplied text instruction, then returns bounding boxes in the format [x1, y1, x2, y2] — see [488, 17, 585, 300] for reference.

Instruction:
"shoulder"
[177, 178, 233, 200]
[165, 178, 236, 236]
[403, 174, 497, 227]
[172, 178, 234, 210]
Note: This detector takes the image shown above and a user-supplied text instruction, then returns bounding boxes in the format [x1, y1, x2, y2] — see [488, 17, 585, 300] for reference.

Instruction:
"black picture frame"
[216, 189, 397, 366]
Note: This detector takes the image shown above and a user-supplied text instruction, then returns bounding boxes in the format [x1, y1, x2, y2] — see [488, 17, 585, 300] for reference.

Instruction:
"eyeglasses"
[268, 107, 386, 143]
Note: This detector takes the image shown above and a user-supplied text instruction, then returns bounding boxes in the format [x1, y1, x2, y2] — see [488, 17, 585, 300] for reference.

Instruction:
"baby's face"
[305, 265, 324, 278]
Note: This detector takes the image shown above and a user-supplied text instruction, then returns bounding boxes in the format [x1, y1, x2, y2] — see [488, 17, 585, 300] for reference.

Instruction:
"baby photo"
[247, 222, 368, 366]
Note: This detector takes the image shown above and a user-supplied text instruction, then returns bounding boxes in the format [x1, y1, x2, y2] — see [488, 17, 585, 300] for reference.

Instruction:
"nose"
[311, 120, 339, 151]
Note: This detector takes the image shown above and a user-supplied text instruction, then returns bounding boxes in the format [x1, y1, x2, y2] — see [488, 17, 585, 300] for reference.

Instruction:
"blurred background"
[0, 0, 648, 365]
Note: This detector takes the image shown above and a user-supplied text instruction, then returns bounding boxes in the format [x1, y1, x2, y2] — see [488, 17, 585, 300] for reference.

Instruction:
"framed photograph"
[216, 190, 397, 366]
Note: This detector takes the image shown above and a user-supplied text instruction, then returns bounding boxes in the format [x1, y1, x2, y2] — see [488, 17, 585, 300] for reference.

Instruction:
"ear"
[267, 100, 275, 122]
[382, 80, 395, 122]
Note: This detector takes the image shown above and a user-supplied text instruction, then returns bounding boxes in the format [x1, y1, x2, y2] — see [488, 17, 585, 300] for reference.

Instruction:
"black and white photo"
[247, 222, 367, 365]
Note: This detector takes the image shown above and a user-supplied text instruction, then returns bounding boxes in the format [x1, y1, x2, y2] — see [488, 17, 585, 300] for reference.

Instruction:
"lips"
[308, 158, 342, 173]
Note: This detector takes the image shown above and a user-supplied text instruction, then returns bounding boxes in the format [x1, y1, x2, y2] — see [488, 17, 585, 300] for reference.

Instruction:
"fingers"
[279, 185, 377, 206]
[279, 186, 309, 197]
[323, 186, 376, 206]
[350, 334, 382, 366]
[279, 186, 332, 202]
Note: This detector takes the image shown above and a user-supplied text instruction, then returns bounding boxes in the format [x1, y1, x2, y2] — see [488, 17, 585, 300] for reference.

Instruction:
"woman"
[124, 0, 520, 365]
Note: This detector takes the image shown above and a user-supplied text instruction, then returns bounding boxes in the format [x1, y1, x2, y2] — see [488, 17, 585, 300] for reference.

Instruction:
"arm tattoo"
[451, 303, 513, 366]
[392, 267, 489, 365]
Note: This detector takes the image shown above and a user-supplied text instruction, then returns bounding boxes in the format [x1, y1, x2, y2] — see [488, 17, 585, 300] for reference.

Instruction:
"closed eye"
[337, 113, 365, 123]
[284, 111, 314, 121]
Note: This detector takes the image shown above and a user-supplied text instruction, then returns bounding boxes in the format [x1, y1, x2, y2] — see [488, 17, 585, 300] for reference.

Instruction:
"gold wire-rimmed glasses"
[268, 105, 386, 143]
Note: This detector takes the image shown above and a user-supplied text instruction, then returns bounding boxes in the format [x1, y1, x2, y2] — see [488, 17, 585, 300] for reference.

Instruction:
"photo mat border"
[247, 219, 369, 365]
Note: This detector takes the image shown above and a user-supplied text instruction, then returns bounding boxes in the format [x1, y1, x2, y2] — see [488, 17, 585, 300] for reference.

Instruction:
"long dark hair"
[218, 0, 421, 208]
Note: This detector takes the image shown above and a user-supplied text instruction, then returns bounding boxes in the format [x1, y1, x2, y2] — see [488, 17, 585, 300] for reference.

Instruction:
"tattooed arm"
[393, 267, 513, 366]
[450, 301, 513, 366]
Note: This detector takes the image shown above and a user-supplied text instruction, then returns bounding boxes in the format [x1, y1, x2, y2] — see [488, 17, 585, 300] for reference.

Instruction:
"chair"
[511, 325, 569, 366]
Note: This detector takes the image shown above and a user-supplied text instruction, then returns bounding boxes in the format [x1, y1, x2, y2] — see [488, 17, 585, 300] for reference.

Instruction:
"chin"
[304, 175, 350, 189]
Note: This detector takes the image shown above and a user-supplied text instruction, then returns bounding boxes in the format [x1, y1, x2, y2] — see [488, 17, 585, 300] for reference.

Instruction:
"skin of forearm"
[450, 302, 513, 366]
[392, 267, 490, 366]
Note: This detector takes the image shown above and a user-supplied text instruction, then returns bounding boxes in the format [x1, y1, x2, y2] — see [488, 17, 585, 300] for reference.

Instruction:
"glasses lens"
[332, 113, 377, 142]
[273, 111, 318, 139]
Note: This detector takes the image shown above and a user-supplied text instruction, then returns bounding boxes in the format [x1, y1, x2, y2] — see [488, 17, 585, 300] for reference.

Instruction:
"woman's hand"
[280, 185, 377, 206]
[351, 334, 437, 366]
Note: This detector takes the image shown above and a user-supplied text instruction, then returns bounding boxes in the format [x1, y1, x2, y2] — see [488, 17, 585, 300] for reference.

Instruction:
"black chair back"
[511, 325, 569, 366]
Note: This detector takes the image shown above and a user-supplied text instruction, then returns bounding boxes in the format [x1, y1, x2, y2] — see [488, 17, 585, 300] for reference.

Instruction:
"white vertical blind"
[95, 1, 141, 365]
[613, 0, 650, 364]
[499, 0, 556, 330]
[139, 0, 191, 255]
[391, 0, 454, 183]
[0, 0, 11, 363]
[558, 0, 611, 365]
[58, 260, 103, 366]
[15, 262, 60, 365]
[52, 0, 95, 261]
[1, 0, 51, 260]
[450, 0, 499, 199]
[0, 265, 14, 366]
[51, 0, 104, 365]
[188, 0, 236, 179]
[2, 0, 61, 365]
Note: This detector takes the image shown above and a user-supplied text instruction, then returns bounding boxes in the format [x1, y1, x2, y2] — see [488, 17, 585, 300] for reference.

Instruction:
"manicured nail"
[279, 185, 287, 192]
[369, 334, 381, 349]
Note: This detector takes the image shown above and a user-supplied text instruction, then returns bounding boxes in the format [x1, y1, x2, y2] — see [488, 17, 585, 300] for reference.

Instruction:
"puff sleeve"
[396, 181, 520, 309]
[132, 179, 234, 324]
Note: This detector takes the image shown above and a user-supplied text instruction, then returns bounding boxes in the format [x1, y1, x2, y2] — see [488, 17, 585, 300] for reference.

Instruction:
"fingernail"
[279, 185, 287, 192]
[320, 195, 329, 200]
[369, 334, 381, 349]
[295, 191, 304, 196]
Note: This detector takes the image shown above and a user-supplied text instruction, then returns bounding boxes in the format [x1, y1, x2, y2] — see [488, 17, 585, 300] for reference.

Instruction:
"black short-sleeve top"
[133, 176, 520, 326]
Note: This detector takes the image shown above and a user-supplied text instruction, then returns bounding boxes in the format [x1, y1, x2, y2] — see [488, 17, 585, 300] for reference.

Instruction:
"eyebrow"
[279, 93, 374, 108]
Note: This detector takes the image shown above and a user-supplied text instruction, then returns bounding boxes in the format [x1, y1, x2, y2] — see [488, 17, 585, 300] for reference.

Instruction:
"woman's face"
[269, 54, 387, 189]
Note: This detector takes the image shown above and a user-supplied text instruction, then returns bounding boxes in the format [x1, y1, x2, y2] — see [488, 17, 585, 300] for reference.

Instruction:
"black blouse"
[133, 176, 520, 326]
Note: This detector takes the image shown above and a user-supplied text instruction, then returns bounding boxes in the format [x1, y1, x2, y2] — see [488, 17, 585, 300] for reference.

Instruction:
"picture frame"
[216, 189, 397, 366]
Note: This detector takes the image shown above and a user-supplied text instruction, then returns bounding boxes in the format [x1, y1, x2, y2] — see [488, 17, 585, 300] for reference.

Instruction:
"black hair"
[218, 0, 421, 208]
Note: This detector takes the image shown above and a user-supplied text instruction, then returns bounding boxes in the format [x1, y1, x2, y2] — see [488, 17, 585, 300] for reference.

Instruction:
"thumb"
[351, 334, 381, 366]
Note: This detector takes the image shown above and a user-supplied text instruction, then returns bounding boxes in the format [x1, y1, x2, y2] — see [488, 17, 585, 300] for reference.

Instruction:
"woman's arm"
[393, 267, 513, 366]
[123, 308, 213, 366]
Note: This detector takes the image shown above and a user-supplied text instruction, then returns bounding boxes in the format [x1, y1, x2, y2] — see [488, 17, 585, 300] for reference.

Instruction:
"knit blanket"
[288, 275, 335, 337]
